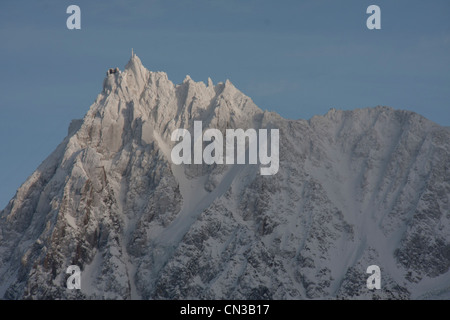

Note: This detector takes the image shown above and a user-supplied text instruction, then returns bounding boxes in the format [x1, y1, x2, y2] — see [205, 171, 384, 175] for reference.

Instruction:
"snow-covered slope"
[1, 54, 449, 299]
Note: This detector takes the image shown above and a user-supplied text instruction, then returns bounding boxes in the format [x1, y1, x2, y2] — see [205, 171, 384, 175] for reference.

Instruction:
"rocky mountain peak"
[1, 55, 449, 300]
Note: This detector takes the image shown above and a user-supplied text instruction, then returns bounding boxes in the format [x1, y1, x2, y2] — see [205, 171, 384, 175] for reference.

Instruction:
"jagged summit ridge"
[0, 55, 449, 300]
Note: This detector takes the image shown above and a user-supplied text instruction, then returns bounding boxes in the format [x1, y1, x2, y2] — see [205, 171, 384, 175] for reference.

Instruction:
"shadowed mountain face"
[1, 55, 449, 299]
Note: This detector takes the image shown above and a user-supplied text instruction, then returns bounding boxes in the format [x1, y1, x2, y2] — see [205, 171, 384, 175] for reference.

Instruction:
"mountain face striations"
[1, 54, 449, 299]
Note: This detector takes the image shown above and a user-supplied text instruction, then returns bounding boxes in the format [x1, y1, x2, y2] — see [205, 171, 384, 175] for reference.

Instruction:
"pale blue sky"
[0, 0, 449, 208]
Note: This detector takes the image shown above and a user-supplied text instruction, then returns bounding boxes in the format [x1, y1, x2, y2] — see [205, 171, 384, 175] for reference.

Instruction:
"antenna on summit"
[131, 48, 134, 58]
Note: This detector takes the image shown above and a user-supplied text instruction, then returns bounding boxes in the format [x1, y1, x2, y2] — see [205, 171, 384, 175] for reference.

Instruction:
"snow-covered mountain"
[1, 54, 449, 299]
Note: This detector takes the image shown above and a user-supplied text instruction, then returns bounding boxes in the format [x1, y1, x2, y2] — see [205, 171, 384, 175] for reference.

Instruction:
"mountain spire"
[125, 48, 144, 71]
[1, 54, 449, 300]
